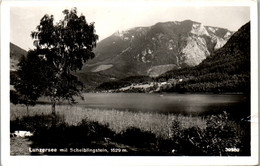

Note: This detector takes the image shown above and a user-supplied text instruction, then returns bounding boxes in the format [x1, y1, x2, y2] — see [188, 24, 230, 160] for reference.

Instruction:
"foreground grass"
[11, 104, 206, 139]
[10, 104, 250, 156]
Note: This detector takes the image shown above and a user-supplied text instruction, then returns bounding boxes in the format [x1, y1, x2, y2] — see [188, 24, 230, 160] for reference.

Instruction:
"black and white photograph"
[1, 0, 258, 165]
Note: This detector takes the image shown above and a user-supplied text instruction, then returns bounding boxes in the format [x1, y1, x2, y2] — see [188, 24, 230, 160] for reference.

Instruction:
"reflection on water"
[79, 93, 249, 118]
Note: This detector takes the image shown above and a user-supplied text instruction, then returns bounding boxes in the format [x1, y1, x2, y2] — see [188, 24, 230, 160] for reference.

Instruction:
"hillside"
[10, 43, 27, 71]
[156, 21, 250, 93]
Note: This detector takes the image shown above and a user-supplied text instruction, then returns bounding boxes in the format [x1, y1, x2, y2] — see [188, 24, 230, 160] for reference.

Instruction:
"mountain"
[9, 20, 235, 91]
[76, 20, 233, 89]
[10, 43, 27, 71]
[156, 21, 250, 93]
[79, 20, 232, 83]
[10, 43, 27, 90]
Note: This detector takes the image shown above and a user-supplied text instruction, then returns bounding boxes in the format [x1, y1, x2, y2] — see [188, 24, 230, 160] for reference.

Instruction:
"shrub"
[203, 111, 242, 156]
[76, 118, 115, 142]
[10, 114, 65, 133]
[29, 117, 115, 150]
[10, 90, 19, 105]
[116, 127, 157, 148]
[169, 112, 246, 156]
[170, 120, 205, 155]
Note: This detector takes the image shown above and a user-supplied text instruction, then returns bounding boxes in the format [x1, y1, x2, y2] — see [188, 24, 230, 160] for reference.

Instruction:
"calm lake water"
[77, 93, 250, 118]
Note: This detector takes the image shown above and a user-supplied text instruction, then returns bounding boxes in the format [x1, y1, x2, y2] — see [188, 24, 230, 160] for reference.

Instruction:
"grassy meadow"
[11, 104, 207, 139]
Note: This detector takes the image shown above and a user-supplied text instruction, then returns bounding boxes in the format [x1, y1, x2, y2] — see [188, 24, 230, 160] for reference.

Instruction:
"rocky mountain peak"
[89, 20, 233, 79]
[191, 23, 210, 36]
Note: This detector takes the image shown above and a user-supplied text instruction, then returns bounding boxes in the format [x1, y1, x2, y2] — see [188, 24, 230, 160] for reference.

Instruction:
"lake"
[77, 93, 250, 118]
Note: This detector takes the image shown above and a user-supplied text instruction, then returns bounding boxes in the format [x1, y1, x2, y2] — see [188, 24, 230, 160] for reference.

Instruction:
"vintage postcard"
[1, 0, 258, 165]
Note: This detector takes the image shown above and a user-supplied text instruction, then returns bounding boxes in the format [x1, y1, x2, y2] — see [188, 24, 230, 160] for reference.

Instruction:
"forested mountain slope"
[157, 22, 250, 93]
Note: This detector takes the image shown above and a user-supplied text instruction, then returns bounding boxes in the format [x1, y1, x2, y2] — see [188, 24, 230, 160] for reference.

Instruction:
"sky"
[10, 4, 250, 51]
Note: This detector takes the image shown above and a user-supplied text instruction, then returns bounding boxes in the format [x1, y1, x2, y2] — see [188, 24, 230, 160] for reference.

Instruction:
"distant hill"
[76, 20, 233, 88]
[10, 43, 27, 71]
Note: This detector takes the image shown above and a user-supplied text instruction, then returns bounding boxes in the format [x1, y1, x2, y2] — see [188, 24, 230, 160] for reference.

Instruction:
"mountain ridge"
[91, 20, 232, 68]
[77, 20, 233, 88]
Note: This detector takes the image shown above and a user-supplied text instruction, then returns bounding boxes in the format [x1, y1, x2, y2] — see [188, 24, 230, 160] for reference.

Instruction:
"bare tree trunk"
[52, 102, 56, 116]
[26, 105, 29, 116]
